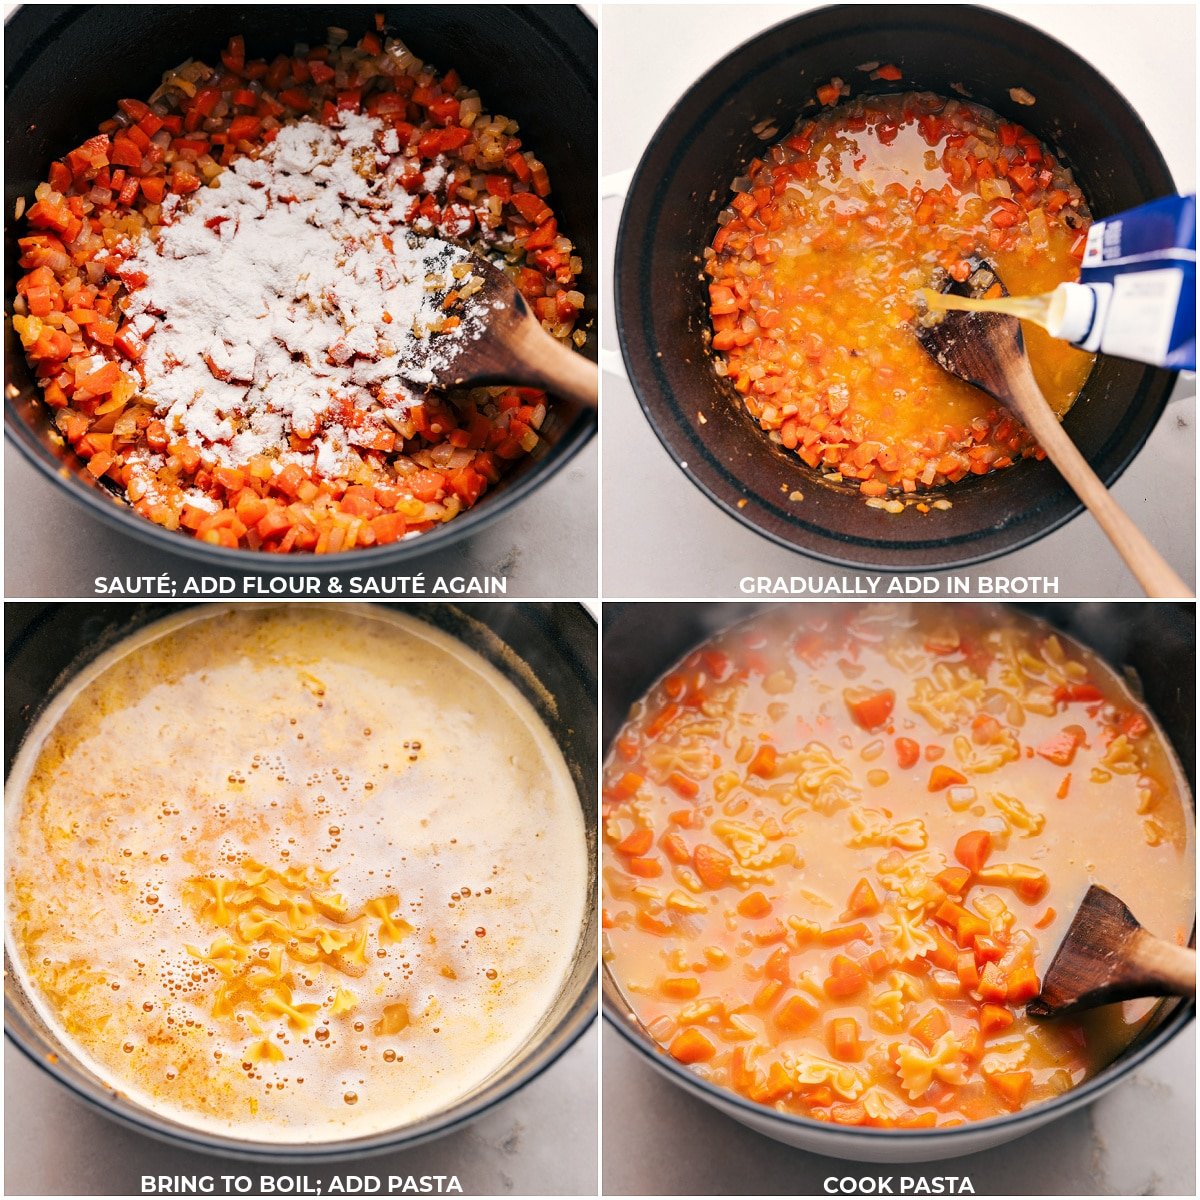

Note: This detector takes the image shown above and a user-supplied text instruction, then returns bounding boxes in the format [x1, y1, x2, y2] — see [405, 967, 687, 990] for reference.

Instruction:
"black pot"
[5, 600, 597, 1159]
[4, 4, 596, 573]
[615, 4, 1180, 571]
[602, 600, 1195, 1159]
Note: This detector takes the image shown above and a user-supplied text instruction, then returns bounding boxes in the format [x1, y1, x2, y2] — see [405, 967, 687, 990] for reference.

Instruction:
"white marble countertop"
[4, 1024, 597, 1197]
[603, 1023, 1195, 1196]
[601, 4, 1196, 599]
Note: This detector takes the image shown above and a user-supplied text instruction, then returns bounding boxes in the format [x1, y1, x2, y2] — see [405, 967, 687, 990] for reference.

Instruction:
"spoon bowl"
[1028, 885, 1196, 1019]
[404, 252, 598, 408]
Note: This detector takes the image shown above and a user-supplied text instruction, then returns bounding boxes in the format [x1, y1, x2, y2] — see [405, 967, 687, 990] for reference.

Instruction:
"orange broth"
[706, 89, 1096, 507]
[602, 605, 1194, 1127]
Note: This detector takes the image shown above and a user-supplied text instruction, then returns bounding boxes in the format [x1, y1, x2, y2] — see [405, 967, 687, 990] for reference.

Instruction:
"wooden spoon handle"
[1006, 364, 1192, 598]
[1128, 931, 1197, 996]
[507, 313, 598, 407]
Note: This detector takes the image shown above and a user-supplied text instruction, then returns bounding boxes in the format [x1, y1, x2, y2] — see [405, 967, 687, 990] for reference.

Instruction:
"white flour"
[120, 112, 488, 479]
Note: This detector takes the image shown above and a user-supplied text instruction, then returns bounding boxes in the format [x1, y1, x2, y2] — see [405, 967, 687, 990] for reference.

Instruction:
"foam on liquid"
[6, 605, 588, 1143]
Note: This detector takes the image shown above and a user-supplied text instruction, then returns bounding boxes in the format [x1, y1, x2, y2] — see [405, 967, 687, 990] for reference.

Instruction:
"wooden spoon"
[402, 252, 597, 407]
[915, 259, 1191, 599]
[1026, 885, 1195, 1019]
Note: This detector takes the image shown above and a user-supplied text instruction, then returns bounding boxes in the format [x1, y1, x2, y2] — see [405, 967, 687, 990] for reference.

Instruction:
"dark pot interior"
[4, 4, 597, 573]
[4, 600, 597, 1159]
[615, 3, 1179, 571]
[601, 599, 1196, 1144]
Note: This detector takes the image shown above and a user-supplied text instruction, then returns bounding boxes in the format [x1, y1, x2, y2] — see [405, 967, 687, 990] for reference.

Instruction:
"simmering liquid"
[7, 605, 587, 1142]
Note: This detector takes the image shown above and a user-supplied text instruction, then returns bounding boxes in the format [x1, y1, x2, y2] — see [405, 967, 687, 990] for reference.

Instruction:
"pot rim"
[5, 997, 598, 1162]
[3, 599, 599, 1160]
[602, 985, 1194, 1144]
[613, 2, 1181, 573]
[3, 406, 595, 575]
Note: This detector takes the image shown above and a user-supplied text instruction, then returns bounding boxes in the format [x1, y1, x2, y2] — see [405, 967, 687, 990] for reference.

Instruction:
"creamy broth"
[7, 605, 587, 1142]
[603, 605, 1194, 1127]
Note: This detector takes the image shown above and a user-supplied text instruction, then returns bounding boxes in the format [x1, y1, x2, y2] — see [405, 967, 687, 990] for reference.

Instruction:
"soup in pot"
[603, 604, 1193, 1127]
[7, 605, 588, 1142]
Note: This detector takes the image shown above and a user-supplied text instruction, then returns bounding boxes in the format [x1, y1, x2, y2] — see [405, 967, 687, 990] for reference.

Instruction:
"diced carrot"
[956, 949, 980, 991]
[775, 992, 820, 1032]
[986, 1069, 1031, 1107]
[936, 867, 971, 896]
[77, 360, 121, 396]
[607, 772, 644, 801]
[820, 921, 871, 946]
[750, 1060, 795, 1104]
[960, 1028, 985, 1063]
[86, 450, 116, 477]
[272, 462, 306, 498]
[954, 830, 992, 873]
[865, 948, 889, 977]
[823, 954, 868, 999]
[660, 832, 690, 864]
[636, 910, 673, 937]
[829, 1102, 868, 1125]
[978, 961, 1007, 1003]
[747, 743, 778, 778]
[973, 935, 1004, 964]
[826, 1016, 863, 1061]
[737, 891, 772, 919]
[929, 765, 967, 792]
[256, 508, 293, 541]
[844, 878, 881, 917]
[910, 1007, 950, 1051]
[753, 978, 784, 1011]
[668, 1028, 716, 1064]
[844, 687, 895, 731]
[894, 737, 921, 769]
[666, 772, 699, 800]
[1036, 726, 1084, 766]
[934, 899, 989, 946]
[627, 857, 662, 878]
[693, 845, 733, 889]
[896, 1111, 939, 1129]
[764, 945, 791, 984]
[660, 977, 701, 1000]
[1005, 963, 1040, 1004]
[616, 828, 653, 856]
[925, 926, 959, 971]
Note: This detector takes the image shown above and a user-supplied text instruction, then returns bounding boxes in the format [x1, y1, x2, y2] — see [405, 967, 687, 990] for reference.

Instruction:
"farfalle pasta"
[603, 604, 1194, 1127]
